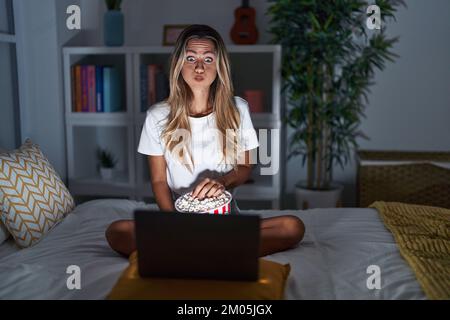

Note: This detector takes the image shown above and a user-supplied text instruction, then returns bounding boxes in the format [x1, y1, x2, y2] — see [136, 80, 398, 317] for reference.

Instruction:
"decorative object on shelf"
[104, 0, 124, 47]
[163, 25, 190, 46]
[230, 0, 258, 45]
[243, 90, 264, 113]
[97, 147, 118, 180]
[268, 0, 404, 208]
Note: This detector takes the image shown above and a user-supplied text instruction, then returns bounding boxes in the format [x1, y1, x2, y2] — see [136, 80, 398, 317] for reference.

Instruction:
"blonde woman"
[106, 25, 304, 257]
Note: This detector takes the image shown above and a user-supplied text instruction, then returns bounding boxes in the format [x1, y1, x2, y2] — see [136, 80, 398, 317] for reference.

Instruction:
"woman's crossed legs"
[105, 215, 305, 257]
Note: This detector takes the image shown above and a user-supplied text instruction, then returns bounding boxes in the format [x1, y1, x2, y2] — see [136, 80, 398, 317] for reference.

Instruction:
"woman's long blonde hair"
[162, 24, 241, 172]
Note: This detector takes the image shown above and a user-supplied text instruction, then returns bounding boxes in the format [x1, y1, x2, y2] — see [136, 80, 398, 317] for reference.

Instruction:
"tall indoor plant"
[267, 0, 404, 208]
[104, 0, 124, 46]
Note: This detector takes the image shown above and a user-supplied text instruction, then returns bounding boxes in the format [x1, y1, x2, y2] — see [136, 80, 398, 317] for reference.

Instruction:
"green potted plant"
[104, 0, 124, 46]
[97, 147, 118, 180]
[267, 0, 404, 209]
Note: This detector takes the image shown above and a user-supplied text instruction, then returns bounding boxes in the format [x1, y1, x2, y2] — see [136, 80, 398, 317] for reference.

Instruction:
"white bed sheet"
[0, 199, 426, 300]
[0, 238, 20, 259]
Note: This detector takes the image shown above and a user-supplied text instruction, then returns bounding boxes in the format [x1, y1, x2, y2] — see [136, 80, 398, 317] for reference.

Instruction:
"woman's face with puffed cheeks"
[181, 38, 217, 90]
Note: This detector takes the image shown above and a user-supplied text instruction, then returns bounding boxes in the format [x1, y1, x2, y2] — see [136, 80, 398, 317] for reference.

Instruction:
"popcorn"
[175, 191, 232, 214]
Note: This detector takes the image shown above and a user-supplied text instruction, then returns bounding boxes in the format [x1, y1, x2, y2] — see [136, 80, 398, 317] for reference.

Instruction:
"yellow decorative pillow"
[0, 139, 75, 248]
[107, 252, 291, 300]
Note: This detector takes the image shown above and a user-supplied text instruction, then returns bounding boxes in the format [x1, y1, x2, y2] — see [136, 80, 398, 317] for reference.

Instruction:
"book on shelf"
[87, 65, 96, 113]
[70, 64, 123, 113]
[95, 66, 104, 112]
[140, 64, 169, 112]
[147, 65, 157, 109]
[103, 66, 123, 112]
[71, 65, 82, 112]
[81, 66, 89, 112]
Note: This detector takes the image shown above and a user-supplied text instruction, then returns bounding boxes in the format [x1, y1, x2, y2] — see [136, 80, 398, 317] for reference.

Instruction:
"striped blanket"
[370, 201, 450, 299]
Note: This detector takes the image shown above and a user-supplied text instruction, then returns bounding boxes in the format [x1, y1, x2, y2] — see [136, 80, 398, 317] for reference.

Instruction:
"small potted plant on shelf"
[267, 0, 404, 209]
[104, 0, 124, 46]
[97, 147, 118, 180]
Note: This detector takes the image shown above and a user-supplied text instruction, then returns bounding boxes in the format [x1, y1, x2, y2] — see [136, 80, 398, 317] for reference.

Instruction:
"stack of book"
[71, 65, 123, 113]
[140, 64, 170, 112]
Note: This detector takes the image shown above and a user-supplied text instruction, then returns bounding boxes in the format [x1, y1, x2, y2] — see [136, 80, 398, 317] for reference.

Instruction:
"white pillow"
[0, 139, 75, 247]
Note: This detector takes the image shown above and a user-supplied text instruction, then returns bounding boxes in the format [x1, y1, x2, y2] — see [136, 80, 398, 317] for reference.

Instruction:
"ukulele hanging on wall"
[230, 0, 259, 44]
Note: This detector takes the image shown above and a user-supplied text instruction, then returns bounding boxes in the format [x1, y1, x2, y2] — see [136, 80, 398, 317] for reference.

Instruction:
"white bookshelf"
[63, 45, 282, 208]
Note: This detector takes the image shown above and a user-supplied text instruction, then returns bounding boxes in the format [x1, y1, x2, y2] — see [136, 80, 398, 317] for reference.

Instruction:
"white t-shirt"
[137, 96, 259, 196]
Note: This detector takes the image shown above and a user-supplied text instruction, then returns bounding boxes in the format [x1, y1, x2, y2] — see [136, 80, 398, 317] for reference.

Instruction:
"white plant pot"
[100, 167, 114, 180]
[295, 182, 344, 210]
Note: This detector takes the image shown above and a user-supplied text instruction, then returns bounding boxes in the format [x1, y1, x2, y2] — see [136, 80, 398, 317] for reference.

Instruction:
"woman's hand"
[191, 178, 226, 200]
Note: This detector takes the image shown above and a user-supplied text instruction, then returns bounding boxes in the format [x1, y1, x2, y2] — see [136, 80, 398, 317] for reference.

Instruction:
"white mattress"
[0, 199, 426, 299]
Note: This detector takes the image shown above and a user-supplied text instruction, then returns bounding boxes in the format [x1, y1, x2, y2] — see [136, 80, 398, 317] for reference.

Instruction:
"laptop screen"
[134, 210, 261, 281]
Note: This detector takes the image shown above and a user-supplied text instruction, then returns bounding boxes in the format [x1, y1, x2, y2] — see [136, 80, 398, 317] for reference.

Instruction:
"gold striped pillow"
[0, 139, 75, 248]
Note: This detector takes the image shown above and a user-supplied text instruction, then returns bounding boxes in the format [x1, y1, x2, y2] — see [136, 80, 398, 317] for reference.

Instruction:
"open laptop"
[134, 210, 261, 281]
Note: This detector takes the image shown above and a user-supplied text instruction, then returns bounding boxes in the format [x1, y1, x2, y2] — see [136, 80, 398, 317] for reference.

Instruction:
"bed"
[0, 199, 427, 300]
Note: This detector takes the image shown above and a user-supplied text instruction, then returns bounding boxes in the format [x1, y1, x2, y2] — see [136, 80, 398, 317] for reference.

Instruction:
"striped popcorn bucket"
[208, 201, 232, 215]
[175, 191, 232, 215]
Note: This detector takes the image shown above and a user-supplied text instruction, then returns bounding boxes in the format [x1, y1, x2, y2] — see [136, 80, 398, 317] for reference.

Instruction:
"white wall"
[17, 0, 450, 206]
[15, 0, 82, 178]
[15, 0, 64, 176]
[0, 43, 19, 150]
[0, 0, 20, 151]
